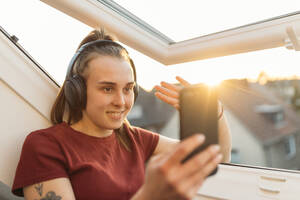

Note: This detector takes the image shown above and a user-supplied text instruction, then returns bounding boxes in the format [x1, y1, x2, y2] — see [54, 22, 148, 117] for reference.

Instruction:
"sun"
[201, 78, 223, 87]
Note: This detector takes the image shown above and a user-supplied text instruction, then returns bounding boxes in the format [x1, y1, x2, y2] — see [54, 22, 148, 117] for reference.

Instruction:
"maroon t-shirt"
[12, 122, 159, 200]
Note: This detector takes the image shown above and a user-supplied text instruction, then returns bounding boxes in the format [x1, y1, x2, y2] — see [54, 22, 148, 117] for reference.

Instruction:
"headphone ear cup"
[133, 83, 139, 102]
[64, 75, 87, 109]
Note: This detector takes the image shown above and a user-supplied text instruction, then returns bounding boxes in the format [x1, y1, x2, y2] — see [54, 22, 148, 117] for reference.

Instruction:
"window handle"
[259, 186, 280, 194]
[258, 175, 286, 196]
[260, 175, 286, 182]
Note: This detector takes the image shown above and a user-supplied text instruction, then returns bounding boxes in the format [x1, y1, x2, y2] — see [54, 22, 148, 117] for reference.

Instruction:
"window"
[113, 0, 300, 42]
[284, 135, 297, 159]
[3, 0, 300, 172]
[230, 149, 240, 164]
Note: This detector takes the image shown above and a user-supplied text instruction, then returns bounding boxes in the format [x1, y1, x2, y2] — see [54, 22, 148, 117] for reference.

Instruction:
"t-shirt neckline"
[61, 122, 116, 142]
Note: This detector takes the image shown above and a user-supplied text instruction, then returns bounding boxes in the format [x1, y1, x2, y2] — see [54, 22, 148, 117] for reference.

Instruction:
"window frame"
[42, 0, 300, 65]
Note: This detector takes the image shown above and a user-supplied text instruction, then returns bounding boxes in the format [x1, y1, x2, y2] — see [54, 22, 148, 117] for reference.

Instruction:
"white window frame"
[42, 0, 300, 65]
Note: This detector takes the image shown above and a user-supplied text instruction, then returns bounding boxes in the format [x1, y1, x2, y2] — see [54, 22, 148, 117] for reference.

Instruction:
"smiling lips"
[106, 111, 125, 120]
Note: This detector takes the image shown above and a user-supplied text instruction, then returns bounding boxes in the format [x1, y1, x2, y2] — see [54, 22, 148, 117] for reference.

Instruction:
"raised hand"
[154, 76, 190, 110]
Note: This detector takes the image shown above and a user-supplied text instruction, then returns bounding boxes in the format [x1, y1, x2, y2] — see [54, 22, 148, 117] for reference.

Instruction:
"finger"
[176, 76, 191, 87]
[160, 81, 182, 92]
[191, 153, 222, 187]
[177, 177, 203, 200]
[172, 149, 220, 200]
[200, 154, 222, 178]
[182, 153, 222, 195]
[174, 103, 180, 110]
[154, 85, 179, 98]
[178, 145, 221, 179]
[155, 92, 179, 107]
[147, 151, 168, 166]
[163, 134, 205, 168]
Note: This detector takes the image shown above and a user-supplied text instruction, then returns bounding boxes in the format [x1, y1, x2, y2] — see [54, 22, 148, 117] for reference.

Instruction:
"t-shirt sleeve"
[134, 127, 159, 162]
[12, 131, 68, 196]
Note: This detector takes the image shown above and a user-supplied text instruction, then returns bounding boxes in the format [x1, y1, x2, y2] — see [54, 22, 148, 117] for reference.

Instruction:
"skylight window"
[113, 0, 300, 42]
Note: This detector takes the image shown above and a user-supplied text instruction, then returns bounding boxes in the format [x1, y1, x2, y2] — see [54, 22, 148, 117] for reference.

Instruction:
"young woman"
[12, 29, 228, 200]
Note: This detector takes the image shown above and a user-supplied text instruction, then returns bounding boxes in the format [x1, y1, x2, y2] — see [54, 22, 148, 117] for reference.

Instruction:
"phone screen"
[179, 84, 219, 166]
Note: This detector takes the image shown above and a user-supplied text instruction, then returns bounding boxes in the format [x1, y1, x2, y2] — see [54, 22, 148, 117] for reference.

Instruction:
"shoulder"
[23, 123, 68, 152]
[27, 122, 68, 139]
[13, 125, 69, 197]
[126, 125, 179, 157]
[128, 126, 159, 143]
[131, 126, 159, 136]
[125, 125, 160, 160]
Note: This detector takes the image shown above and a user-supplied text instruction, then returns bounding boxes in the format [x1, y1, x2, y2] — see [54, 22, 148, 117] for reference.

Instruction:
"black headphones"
[64, 40, 139, 110]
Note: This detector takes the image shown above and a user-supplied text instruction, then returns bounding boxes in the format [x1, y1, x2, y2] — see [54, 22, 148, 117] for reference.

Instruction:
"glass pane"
[130, 46, 300, 90]
[114, 0, 300, 42]
[0, 0, 92, 85]
[129, 45, 300, 170]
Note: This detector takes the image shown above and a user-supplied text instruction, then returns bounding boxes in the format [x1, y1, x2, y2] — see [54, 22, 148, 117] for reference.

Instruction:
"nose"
[112, 91, 125, 107]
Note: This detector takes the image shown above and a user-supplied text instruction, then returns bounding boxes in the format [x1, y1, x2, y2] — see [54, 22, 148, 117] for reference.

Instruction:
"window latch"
[285, 26, 300, 51]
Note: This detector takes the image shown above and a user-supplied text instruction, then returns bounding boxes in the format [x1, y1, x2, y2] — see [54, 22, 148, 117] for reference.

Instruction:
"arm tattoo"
[34, 183, 43, 196]
[40, 191, 62, 200]
[33, 184, 62, 200]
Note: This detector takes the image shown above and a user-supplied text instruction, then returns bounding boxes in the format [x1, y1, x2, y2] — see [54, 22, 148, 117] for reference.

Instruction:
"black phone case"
[179, 84, 219, 176]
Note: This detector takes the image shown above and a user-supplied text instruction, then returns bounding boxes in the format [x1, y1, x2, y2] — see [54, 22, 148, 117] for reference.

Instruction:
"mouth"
[106, 111, 125, 120]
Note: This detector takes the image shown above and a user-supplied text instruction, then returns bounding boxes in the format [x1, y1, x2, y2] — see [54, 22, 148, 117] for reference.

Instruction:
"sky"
[1, 0, 300, 90]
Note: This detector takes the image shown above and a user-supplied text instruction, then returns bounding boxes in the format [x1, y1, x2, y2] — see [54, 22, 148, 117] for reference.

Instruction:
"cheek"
[126, 94, 135, 108]
[86, 91, 108, 108]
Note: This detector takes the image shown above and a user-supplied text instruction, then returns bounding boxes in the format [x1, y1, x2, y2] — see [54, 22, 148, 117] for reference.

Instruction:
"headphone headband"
[66, 40, 130, 79]
[64, 39, 139, 111]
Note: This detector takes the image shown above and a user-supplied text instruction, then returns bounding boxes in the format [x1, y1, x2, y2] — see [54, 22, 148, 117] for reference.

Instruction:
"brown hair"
[50, 28, 134, 151]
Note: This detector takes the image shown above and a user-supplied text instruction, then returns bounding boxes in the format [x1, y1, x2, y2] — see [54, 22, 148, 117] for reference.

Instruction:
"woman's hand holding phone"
[155, 78, 220, 175]
[133, 134, 222, 200]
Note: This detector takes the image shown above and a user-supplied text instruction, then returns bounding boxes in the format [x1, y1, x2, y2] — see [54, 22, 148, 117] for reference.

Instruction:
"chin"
[107, 121, 124, 130]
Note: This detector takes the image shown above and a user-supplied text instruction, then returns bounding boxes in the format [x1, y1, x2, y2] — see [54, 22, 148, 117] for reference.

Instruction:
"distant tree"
[257, 71, 269, 85]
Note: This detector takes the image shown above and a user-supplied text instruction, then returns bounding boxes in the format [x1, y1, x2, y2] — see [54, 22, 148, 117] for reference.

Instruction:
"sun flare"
[200, 78, 223, 87]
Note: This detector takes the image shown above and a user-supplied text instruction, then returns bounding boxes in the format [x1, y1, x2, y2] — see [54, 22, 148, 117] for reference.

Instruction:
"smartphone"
[179, 84, 219, 175]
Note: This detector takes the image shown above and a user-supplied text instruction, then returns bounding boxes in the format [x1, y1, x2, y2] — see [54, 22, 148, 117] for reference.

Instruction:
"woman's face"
[82, 55, 135, 133]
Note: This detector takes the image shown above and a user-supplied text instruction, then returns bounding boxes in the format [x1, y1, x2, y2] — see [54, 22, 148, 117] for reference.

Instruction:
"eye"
[124, 85, 134, 93]
[102, 87, 113, 93]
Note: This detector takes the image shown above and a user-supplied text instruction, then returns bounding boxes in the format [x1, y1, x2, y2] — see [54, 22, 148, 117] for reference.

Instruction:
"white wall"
[0, 31, 59, 187]
[225, 110, 267, 167]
